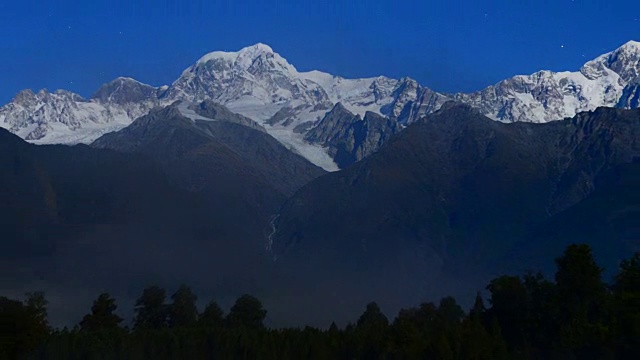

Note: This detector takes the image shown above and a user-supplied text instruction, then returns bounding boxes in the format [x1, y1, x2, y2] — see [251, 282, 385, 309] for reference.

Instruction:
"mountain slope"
[0, 126, 227, 270]
[305, 103, 400, 168]
[0, 107, 323, 326]
[511, 161, 640, 274]
[92, 100, 325, 198]
[266, 105, 640, 324]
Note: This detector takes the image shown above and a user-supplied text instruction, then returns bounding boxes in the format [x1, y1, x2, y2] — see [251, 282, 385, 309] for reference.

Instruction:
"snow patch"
[265, 126, 339, 172]
[176, 101, 216, 122]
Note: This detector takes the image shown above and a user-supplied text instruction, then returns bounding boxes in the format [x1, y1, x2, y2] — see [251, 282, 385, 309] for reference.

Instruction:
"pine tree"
[199, 300, 224, 328]
[79, 293, 123, 332]
[522, 272, 557, 358]
[613, 252, 640, 294]
[25, 291, 48, 330]
[133, 286, 168, 330]
[355, 302, 390, 358]
[438, 296, 465, 324]
[0, 297, 28, 358]
[328, 322, 339, 333]
[470, 292, 486, 321]
[226, 294, 267, 329]
[24, 291, 50, 350]
[434, 297, 465, 358]
[460, 292, 497, 360]
[0, 294, 49, 358]
[612, 252, 640, 358]
[555, 244, 611, 358]
[168, 284, 198, 328]
[486, 275, 528, 351]
[356, 302, 389, 330]
[390, 307, 426, 358]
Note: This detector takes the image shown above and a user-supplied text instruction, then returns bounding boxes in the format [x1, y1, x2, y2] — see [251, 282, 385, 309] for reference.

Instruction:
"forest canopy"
[1, 244, 639, 360]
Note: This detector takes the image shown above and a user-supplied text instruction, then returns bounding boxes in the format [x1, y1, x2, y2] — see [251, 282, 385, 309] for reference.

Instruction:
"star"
[560, 45, 565, 48]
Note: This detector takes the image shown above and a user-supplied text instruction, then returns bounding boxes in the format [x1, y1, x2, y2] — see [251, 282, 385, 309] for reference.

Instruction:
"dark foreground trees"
[1, 244, 639, 359]
[79, 293, 123, 333]
[0, 293, 49, 359]
[226, 294, 267, 329]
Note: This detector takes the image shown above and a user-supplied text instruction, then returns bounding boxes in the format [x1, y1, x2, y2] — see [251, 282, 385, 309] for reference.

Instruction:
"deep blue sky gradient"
[0, 0, 638, 103]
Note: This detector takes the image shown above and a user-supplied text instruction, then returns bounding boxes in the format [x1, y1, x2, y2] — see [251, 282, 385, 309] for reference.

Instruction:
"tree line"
[1, 244, 639, 359]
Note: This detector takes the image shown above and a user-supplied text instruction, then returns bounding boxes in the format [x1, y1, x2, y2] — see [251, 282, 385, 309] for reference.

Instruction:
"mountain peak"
[240, 43, 274, 55]
[602, 40, 640, 82]
[13, 89, 36, 103]
[331, 102, 350, 112]
[196, 42, 277, 65]
[619, 40, 640, 50]
[581, 40, 639, 72]
[111, 76, 152, 86]
[93, 76, 156, 93]
[92, 76, 160, 105]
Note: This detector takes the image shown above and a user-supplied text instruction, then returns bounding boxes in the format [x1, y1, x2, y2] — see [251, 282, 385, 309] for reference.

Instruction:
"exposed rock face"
[305, 103, 400, 168]
[305, 103, 360, 145]
[618, 79, 640, 109]
[91, 77, 164, 105]
[194, 100, 266, 132]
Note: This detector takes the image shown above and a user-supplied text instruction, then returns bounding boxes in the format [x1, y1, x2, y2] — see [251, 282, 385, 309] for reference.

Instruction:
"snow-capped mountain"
[159, 43, 449, 165]
[163, 43, 448, 124]
[1, 41, 639, 169]
[0, 43, 448, 169]
[164, 44, 332, 119]
[454, 40, 640, 122]
[0, 77, 162, 144]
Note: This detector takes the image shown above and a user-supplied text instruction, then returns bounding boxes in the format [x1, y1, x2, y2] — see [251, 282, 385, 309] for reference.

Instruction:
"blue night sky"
[0, 0, 638, 104]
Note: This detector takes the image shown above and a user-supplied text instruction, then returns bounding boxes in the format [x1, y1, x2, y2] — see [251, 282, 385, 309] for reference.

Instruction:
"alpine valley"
[1, 40, 639, 327]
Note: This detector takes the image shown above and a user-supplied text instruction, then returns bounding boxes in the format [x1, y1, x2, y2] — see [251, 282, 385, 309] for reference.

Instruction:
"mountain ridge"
[1, 40, 639, 169]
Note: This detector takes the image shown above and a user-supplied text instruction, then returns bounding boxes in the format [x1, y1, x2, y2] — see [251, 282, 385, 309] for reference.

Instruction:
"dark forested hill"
[0, 101, 325, 326]
[268, 104, 640, 324]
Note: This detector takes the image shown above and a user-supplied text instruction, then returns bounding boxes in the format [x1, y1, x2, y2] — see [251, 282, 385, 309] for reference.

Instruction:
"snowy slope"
[297, 71, 399, 114]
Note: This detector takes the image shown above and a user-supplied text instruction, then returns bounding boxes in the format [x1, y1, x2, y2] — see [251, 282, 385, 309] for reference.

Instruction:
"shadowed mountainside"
[268, 104, 640, 325]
